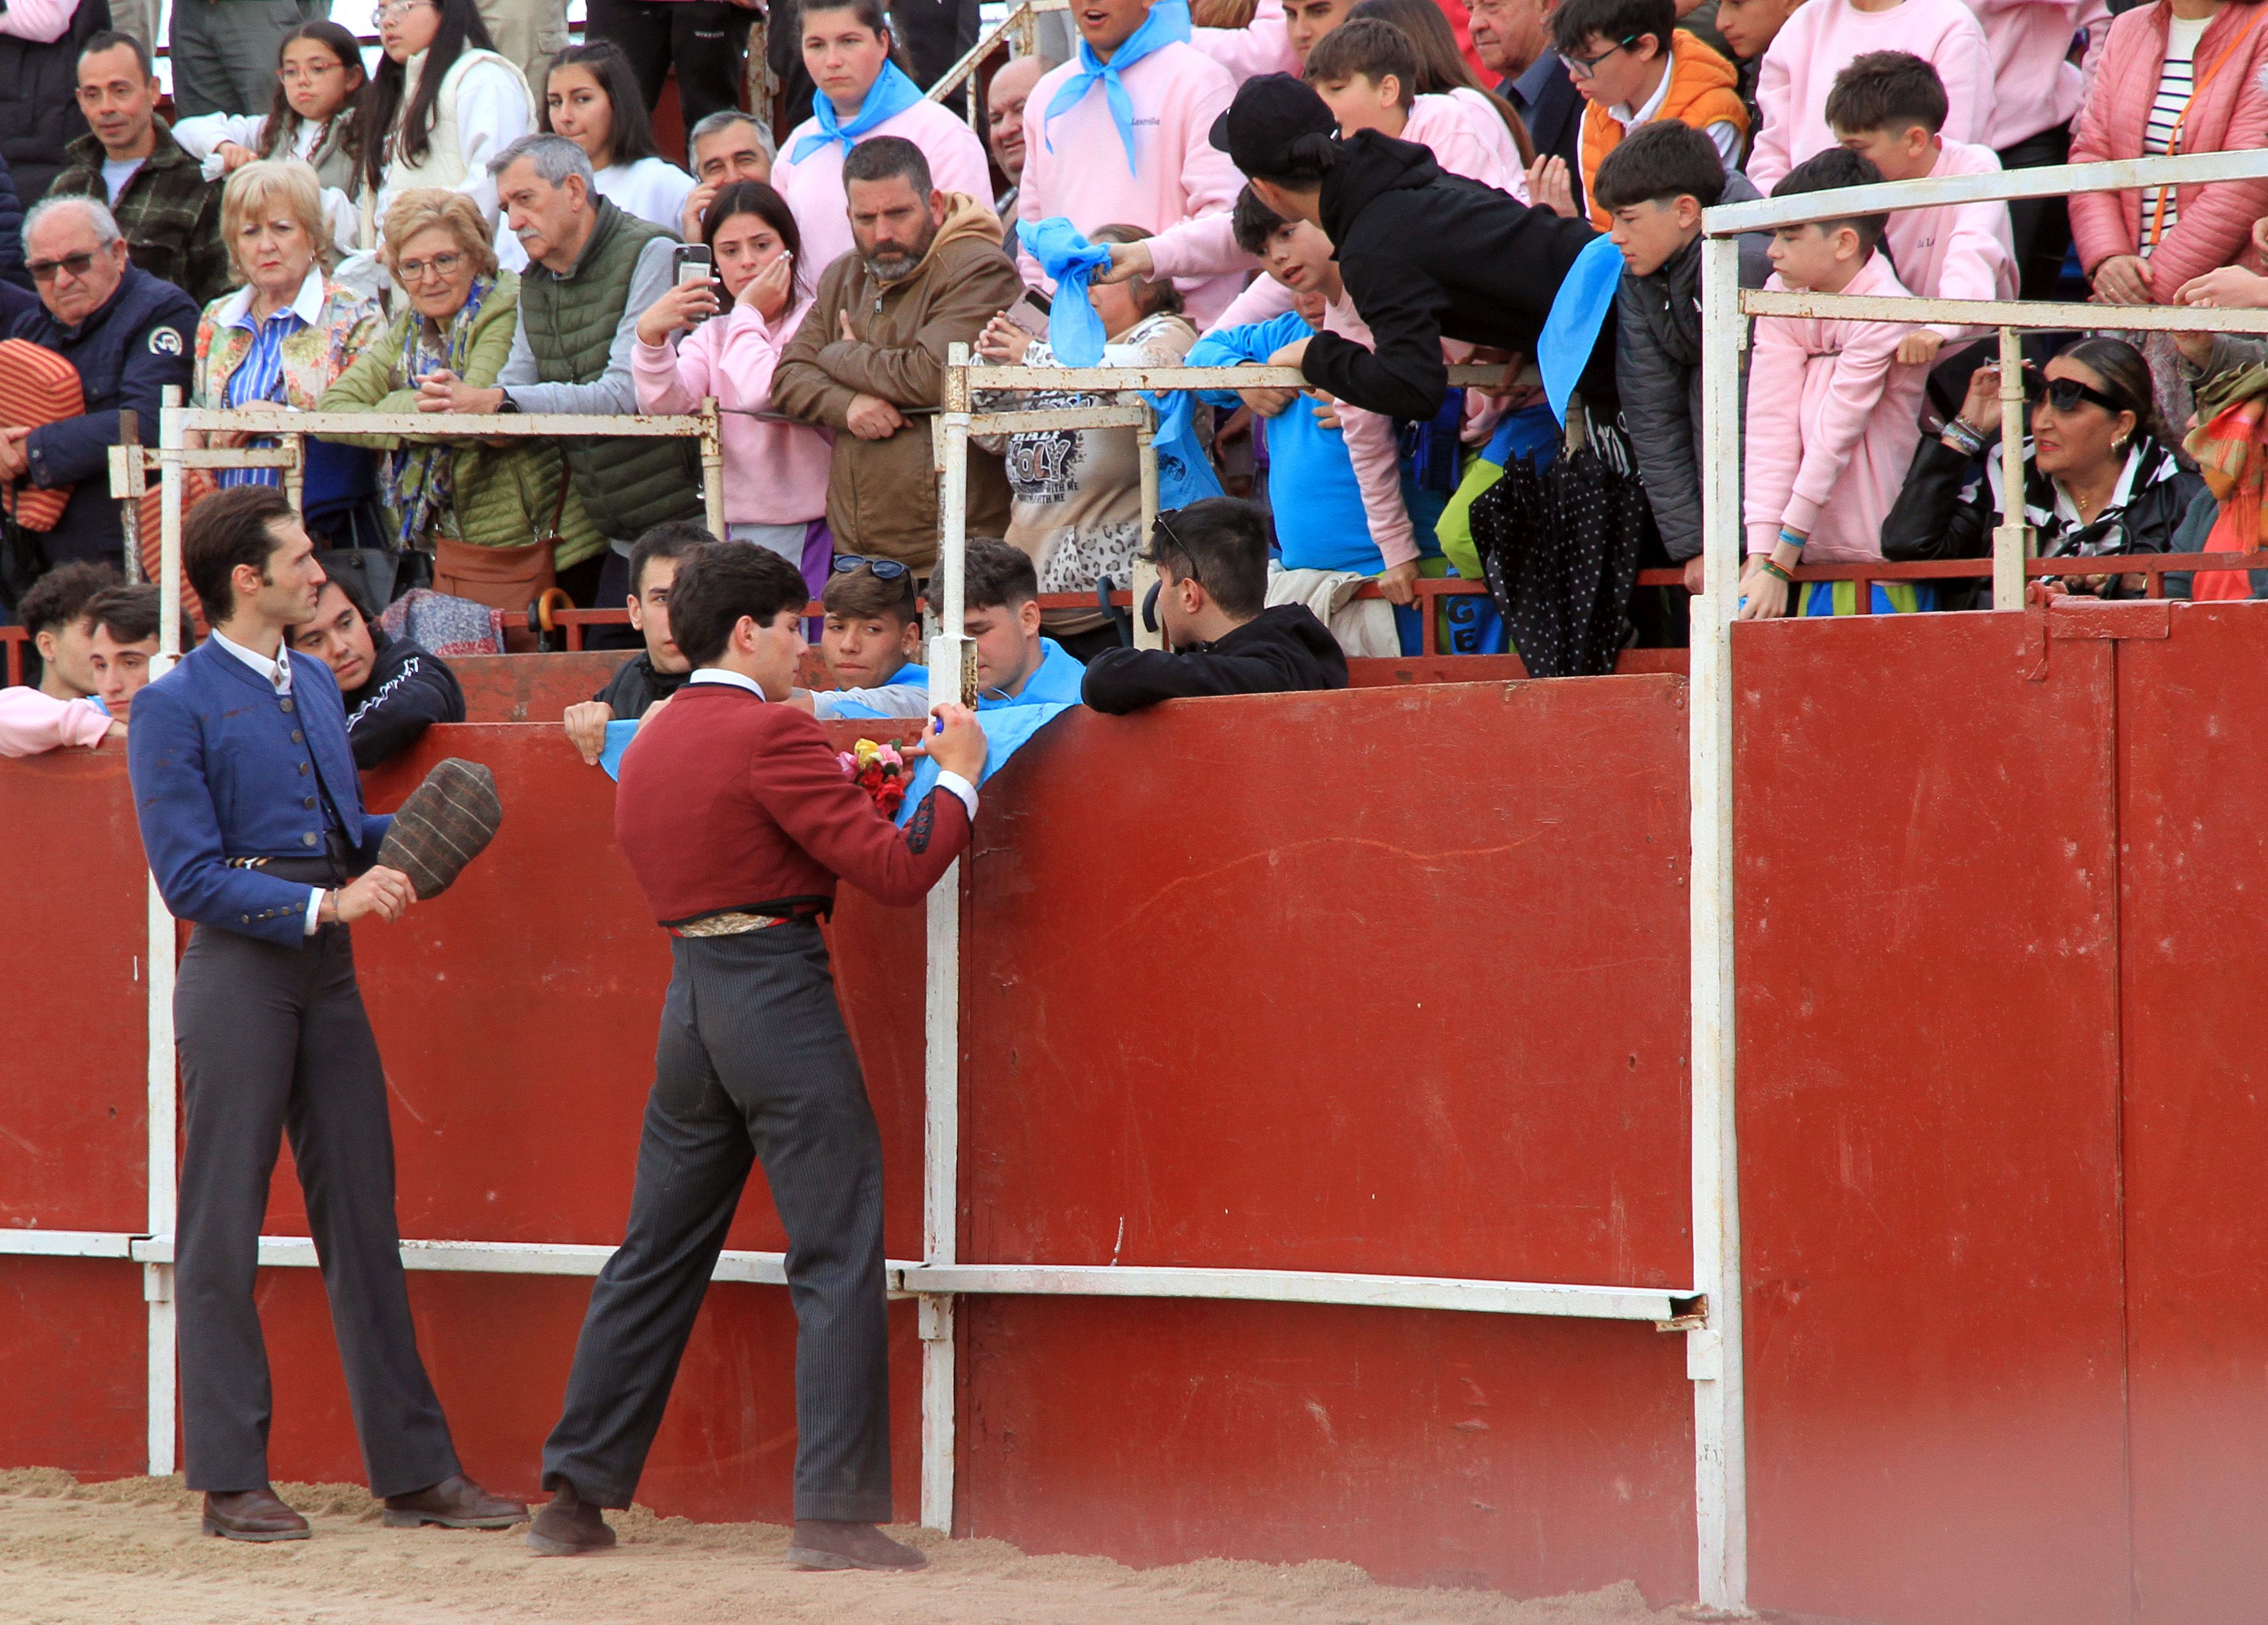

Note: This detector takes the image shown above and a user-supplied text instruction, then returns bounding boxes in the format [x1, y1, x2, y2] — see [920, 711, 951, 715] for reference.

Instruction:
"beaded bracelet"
[1941, 417, 1988, 458]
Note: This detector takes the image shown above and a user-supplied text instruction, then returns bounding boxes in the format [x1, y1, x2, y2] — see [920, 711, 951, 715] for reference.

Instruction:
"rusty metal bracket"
[2024, 595, 2174, 682]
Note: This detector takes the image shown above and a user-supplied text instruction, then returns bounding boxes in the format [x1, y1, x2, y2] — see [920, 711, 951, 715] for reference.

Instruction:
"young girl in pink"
[1741, 150, 1929, 618]
[1747, 0, 1991, 190]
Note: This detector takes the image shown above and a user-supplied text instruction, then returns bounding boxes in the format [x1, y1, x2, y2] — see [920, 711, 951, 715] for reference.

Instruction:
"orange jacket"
[1580, 32, 1749, 229]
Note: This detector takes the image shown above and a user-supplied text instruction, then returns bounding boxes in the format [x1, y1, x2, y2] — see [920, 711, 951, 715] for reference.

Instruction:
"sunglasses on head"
[831, 554, 910, 581]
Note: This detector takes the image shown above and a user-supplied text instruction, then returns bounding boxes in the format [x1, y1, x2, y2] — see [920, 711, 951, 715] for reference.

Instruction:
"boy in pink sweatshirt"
[1019, 0, 1248, 325]
[1741, 149, 1929, 618]
[0, 687, 118, 757]
[1746, 0, 1992, 192]
[1826, 51, 2015, 366]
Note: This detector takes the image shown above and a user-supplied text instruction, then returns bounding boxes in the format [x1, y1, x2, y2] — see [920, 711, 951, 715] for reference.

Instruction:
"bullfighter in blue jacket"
[125, 486, 525, 1544]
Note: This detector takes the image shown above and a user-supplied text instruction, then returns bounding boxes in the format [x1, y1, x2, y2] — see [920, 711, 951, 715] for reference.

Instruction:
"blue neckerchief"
[1536, 232, 1623, 424]
[1016, 218, 1114, 366]
[1143, 386, 1226, 508]
[896, 700, 1078, 825]
[1043, 0, 1193, 171]
[887, 661, 928, 686]
[791, 59, 925, 163]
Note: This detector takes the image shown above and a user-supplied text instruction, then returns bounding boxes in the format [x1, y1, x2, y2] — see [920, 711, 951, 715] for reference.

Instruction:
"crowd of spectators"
[6, 0, 2268, 759]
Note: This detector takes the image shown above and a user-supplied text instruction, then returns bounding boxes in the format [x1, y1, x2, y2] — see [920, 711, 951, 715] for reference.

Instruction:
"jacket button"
[298, 762, 308, 775]
[303, 832, 319, 847]
[239, 914, 250, 923]
[303, 796, 316, 809]
[280, 697, 294, 714]
[291, 729, 303, 743]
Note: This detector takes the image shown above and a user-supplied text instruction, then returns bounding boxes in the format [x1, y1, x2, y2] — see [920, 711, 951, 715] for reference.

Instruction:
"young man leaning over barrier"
[563, 522, 710, 766]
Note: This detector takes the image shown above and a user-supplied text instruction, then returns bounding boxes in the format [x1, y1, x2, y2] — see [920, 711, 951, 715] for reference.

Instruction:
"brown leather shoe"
[525, 1480, 617, 1556]
[381, 1473, 528, 1530]
[202, 1486, 310, 1542]
[787, 1519, 927, 1571]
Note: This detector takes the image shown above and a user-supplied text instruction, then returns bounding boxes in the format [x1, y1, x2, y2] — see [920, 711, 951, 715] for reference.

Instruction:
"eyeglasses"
[376, 1, 436, 19]
[1563, 35, 1639, 79]
[395, 250, 465, 281]
[27, 251, 98, 284]
[832, 554, 910, 580]
[278, 60, 344, 82]
[1147, 508, 1202, 588]
[2036, 375, 2125, 416]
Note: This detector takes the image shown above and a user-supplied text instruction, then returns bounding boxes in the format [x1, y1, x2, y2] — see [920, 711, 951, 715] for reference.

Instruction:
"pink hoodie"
[1192, 0, 1301, 83]
[773, 98, 994, 279]
[1884, 138, 2017, 338]
[1957, 0, 2085, 149]
[1323, 293, 1420, 569]
[0, 688, 111, 757]
[1748, 0, 1993, 191]
[2068, 0, 2268, 296]
[1018, 41, 1246, 326]
[1148, 93, 1526, 288]
[634, 293, 833, 528]
[1742, 252, 1926, 562]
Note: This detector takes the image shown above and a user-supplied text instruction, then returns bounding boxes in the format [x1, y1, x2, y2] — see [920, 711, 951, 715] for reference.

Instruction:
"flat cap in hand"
[375, 758, 502, 900]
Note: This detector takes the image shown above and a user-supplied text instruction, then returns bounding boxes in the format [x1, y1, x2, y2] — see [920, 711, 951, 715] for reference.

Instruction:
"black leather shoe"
[202, 1486, 310, 1542]
[787, 1519, 927, 1571]
[382, 1472, 527, 1530]
[526, 1481, 617, 1556]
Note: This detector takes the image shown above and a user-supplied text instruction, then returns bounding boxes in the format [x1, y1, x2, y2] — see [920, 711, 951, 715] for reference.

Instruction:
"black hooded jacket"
[1299, 131, 1614, 424]
[1081, 605, 1350, 714]
[339, 628, 465, 769]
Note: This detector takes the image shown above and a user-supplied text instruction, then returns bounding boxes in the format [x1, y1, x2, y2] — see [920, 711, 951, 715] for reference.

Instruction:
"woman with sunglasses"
[535, 42, 696, 248]
[172, 22, 372, 250]
[351, 0, 535, 234]
[632, 180, 833, 599]
[771, 0, 991, 276]
[1881, 337, 2203, 602]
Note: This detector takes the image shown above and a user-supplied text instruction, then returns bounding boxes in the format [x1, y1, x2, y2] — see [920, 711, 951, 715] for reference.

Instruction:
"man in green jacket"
[421, 133, 702, 630]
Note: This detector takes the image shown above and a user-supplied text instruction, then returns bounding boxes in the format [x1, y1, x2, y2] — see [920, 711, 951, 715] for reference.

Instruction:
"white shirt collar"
[218, 264, 326, 332]
[209, 625, 293, 695]
[688, 668, 766, 700]
[1611, 60, 1674, 128]
[2051, 445, 2146, 530]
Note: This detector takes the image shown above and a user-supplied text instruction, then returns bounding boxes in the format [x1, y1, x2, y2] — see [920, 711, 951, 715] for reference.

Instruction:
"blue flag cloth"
[1016, 218, 1114, 367]
[1535, 233, 1625, 424]
[1143, 385, 1226, 509]
[599, 718, 639, 782]
[789, 59, 926, 162]
[1042, 0, 1193, 170]
[894, 700, 1079, 827]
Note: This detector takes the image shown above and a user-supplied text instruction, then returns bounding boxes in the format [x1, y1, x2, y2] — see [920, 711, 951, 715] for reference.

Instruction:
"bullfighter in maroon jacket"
[528, 542, 986, 1572]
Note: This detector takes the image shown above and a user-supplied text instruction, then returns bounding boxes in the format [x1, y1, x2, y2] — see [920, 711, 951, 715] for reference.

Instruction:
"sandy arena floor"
[0, 1469, 1685, 1625]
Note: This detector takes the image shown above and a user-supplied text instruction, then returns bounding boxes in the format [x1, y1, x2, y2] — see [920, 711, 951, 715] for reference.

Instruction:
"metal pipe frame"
[924, 0, 1072, 109]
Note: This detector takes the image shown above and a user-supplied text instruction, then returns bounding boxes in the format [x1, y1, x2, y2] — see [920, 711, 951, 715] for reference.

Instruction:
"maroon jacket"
[615, 681, 969, 926]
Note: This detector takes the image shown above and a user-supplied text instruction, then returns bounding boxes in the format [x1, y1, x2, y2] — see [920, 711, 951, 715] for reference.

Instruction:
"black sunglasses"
[1147, 508, 1203, 589]
[831, 554, 910, 581]
[2037, 376, 2125, 415]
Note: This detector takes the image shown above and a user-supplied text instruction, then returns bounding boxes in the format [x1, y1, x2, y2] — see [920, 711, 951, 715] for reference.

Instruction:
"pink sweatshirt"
[1192, 0, 1301, 84]
[1148, 92, 1525, 289]
[1884, 138, 2016, 337]
[1323, 292, 1420, 569]
[774, 99, 994, 279]
[1748, 0, 1993, 191]
[1019, 42, 1246, 326]
[0, 688, 111, 757]
[1446, 87, 1530, 197]
[634, 293, 833, 527]
[1742, 252, 1926, 562]
[1957, 0, 2085, 149]
[2068, 0, 2268, 296]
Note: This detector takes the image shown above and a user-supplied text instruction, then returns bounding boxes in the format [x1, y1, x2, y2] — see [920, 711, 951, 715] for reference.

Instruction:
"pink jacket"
[2068, 0, 2268, 295]
[1148, 92, 1524, 288]
[1323, 293, 1420, 569]
[1742, 252, 1927, 562]
[1447, 88, 1530, 197]
[1749, 0, 1993, 191]
[1192, 0, 1301, 83]
[0, 688, 111, 757]
[1019, 42, 1246, 326]
[1883, 138, 2017, 337]
[774, 99, 994, 279]
[633, 293, 833, 527]
[1958, 0, 2086, 147]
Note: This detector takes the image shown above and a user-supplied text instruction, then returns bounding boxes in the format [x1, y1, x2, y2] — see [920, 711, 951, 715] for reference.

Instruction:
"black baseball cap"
[1209, 72, 1339, 178]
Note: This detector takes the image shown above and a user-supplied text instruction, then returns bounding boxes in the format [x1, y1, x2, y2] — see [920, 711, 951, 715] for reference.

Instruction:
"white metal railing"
[926, 0, 1071, 138]
[1689, 145, 2268, 1615]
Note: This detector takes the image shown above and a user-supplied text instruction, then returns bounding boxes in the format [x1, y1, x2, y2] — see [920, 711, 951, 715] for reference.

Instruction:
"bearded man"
[771, 135, 1022, 577]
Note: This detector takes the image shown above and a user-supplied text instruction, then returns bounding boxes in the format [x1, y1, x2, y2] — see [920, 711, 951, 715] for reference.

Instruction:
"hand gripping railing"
[1683, 145, 2268, 1615]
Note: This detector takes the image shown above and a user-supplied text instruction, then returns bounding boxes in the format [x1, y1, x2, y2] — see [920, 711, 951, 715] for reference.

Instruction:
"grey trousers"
[174, 912, 460, 1496]
[542, 923, 893, 1523]
[168, 0, 326, 119]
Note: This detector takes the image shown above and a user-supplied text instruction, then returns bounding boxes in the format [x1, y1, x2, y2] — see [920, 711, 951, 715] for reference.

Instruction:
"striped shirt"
[2140, 13, 2210, 254]
[214, 271, 321, 489]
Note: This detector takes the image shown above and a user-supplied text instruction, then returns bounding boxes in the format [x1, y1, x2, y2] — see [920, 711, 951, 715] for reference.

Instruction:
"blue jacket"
[8, 264, 198, 569]
[128, 640, 391, 948]
[1193, 314, 1381, 574]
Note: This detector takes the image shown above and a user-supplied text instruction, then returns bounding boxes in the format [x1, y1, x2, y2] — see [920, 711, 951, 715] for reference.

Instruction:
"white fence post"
[145, 385, 187, 1478]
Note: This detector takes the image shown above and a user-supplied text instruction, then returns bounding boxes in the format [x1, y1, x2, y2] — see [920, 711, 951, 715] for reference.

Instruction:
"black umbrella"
[1468, 421, 1651, 679]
